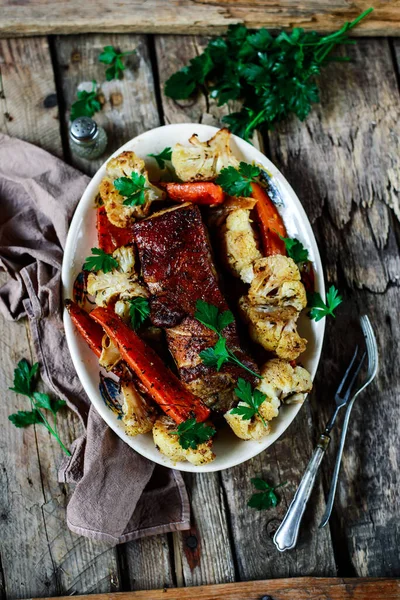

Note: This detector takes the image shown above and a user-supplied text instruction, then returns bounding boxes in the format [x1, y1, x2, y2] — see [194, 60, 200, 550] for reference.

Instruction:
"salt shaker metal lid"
[70, 117, 99, 145]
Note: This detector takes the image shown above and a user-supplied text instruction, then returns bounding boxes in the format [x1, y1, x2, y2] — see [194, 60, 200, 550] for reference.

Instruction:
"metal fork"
[273, 315, 377, 552]
[319, 315, 378, 528]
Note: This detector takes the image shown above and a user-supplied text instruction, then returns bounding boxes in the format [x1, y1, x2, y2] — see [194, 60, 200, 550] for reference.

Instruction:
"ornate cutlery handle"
[273, 434, 330, 552]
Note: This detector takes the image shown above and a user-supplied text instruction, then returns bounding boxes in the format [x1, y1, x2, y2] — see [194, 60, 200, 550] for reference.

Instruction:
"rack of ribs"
[133, 203, 259, 412]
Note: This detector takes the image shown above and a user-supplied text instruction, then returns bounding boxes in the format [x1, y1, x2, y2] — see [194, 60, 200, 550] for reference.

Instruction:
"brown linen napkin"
[0, 133, 190, 544]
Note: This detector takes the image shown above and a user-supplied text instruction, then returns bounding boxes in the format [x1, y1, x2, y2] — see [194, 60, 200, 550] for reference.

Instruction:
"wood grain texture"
[53, 33, 160, 176]
[122, 536, 174, 591]
[0, 1, 398, 37]
[33, 577, 400, 600]
[267, 38, 400, 577]
[155, 33, 336, 581]
[0, 37, 61, 155]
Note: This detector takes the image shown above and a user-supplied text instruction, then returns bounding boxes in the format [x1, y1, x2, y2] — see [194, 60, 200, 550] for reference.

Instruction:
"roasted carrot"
[90, 306, 210, 424]
[251, 183, 287, 256]
[97, 206, 133, 253]
[164, 182, 225, 205]
[65, 299, 103, 357]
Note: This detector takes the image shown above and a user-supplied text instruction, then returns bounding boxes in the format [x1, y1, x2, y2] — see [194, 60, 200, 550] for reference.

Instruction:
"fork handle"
[273, 434, 330, 552]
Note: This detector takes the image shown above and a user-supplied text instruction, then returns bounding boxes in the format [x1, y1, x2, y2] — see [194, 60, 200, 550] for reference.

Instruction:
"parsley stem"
[228, 350, 262, 379]
[30, 396, 71, 456]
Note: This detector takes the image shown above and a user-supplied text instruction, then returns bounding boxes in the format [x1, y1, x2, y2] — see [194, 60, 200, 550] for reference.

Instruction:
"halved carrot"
[251, 183, 287, 256]
[97, 206, 133, 253]
[164, 182, 225, 205]
[65, 299, 103, 357]
[90, 306, 210, 424]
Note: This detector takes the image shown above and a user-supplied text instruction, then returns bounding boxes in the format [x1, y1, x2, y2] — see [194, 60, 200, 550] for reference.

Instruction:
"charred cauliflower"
[121, 379, 157, 436]
[152, 416, 215, 466]
[258, 358, 312, 405]
[221, 209, 262, 283]
[100, 151, 164, 227]
[172, 128, 239, 182]
[248, 255, 307, 311]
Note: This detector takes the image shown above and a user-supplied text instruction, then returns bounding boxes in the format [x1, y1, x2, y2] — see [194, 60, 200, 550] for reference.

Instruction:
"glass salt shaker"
[69, 117, 108, 160]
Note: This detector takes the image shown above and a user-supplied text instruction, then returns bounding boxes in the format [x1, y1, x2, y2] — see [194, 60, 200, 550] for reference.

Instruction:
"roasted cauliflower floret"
[121, 379, 157, 436]
[172, 128, 239, 182]
[100, 151, 164, 227]
[248, 255, 307, 311]
[99, 335, 121, 372]
[225, 409, 272, 440]
[258, 358, 312, 405]
[152, 416, 216, 466]
[112, 245, 136, 274]
[221, 209, 262, 283]
[239, 299, 307, 360]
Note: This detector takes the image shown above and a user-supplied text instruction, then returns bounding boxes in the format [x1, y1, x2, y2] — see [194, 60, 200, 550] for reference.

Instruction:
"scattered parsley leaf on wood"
[84, 248, 119, 273]
[114, 171, 147, 206]
[308, 285, 342, 321]
[216, 162, 261, 197]
[164, 9, 373, 141]
[99, 45, 135, 81]
[172, 418, 216, 450]
[70, 80, 101, 121]
[230, 377, 267, 425]
[248, 477, 287, 510]
[128, 297, 150, 330]
[8, 359, 70, 455]
[148, 147, 173, 170]
[195, 300, 261, 379]
[279, 236, 309, 263]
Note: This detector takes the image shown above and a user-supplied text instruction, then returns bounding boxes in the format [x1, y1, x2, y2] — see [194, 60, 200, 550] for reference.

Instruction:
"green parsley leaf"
[83, 247, 119, 273]
[200, 336, 230, 372]
[33, 393, 66, 416]
[9, 359, 39, 397]
[172, 418, 216, 450]
[248, 477, 286, 510]
[148, 147, 172, 170]
[194, 299, 234, 335]
[279, 236, 309, 263]
[99, 45, 135, 81]
[128, 297, 150, 330]
[230, 378, 267, 423]
[114, 171, 147, 206]
[164, 10, 373, 141]
[216, 162, 261, 197]
[9, 409, 43, 428]
[308, 285, 343, 321]
[70, 81, 101, 121]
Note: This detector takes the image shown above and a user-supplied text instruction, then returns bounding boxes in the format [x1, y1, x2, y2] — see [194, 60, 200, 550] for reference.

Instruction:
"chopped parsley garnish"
[99, 45, 135, 81]
[70, 80, 101, 121]
[308, 285, 343, 321]
[83, 248, 119, 273]
[216, 162, 261, 197]
[114, 171, 147, 206]
[248, 477, 287, 510]
[172, 418, 216, 450]
[128, 297, 150, 330]
[148, 147, 173, 170]
[230, 377, 267, 425]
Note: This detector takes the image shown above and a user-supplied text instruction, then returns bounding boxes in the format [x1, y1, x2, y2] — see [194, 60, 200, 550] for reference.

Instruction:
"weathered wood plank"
[155, 33, 336, 581]
[268, 38, 400, 577]
[122, 536, 174, 591]
[53, 33, 160, 176]
[34, 577, 400, 600]
[0, 37, 61, 156]
[0, 1, 398, 38]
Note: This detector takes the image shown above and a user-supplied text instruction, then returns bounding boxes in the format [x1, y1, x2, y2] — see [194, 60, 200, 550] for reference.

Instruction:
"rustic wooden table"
[0, 32, 399, 599]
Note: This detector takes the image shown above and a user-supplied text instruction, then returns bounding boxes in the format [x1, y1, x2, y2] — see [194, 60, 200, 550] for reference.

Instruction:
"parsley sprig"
[84, 247, 119, 273]
[99, 45, 135, 81]
[230, 378, 267, 426]
[248, 478, 287, 510]
[114, 171, 148, 206]
[164, 9, 373, 141]
[172, 418, 216, 450]
[128, 297, 150, 330]
[70, 80, 101, 122]
[9, 360, 70, 456]
[308, 285, 342, 321]
[195, 300, 261, 379]
[148, 147, 172, 170]
[279, 236, 309, 264]
[216, 162, 261, 197]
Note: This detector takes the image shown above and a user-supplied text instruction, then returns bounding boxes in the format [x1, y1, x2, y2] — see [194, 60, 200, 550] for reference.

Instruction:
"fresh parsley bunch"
[165, 9, 373, 141]
[83, 247, 119, 273]
[231, 377, 267, 426]
[9, 359, 70, 456]
[99, 45, 135, 81]
[248, 477, 286, 510]
[148, 147, 173, 170]
[173, 418, 216, 450]
[128, 297, 150, 330]
[114, 171, 148, 206]
[70, 80, 101, 122]
[308, 285, 342, 321]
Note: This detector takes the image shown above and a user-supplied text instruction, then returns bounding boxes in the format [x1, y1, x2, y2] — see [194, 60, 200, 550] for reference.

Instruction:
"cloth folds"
[0, 133, 190, 544]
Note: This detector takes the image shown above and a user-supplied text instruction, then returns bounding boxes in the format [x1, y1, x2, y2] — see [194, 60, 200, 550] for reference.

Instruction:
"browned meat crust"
[134, 204, 259, 410]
